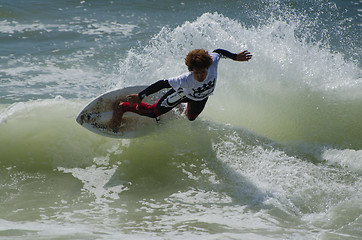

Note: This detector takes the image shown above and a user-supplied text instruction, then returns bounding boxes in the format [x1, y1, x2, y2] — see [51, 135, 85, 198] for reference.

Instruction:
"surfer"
[110, 48, 252, 131]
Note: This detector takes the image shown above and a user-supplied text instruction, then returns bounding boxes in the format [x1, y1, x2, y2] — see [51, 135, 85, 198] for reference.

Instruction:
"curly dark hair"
[184, 49, 213, 71]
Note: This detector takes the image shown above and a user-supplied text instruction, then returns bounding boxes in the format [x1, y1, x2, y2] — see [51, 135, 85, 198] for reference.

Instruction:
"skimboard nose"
[75, 111, 83, 125]
[75, 110, 87, 125]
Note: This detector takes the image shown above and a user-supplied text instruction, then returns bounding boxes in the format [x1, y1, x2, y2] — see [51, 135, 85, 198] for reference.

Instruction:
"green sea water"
[0, 0, 361, 239]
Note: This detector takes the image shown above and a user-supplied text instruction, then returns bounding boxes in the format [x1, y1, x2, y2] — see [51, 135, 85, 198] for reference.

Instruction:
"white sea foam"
[322, 148, 362, 173]
[0, 20, 55, 34]
[0, 19, 137, 36]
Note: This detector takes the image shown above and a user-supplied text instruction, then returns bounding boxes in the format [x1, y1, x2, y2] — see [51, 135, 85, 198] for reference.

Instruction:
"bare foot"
[110, 101, 124, 132]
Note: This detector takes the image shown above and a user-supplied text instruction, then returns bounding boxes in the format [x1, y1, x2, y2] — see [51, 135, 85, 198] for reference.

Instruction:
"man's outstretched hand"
[235, 50, 252, 62]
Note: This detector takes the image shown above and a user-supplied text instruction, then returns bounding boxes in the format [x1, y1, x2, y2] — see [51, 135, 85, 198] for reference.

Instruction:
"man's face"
[192, 68, 208, 82]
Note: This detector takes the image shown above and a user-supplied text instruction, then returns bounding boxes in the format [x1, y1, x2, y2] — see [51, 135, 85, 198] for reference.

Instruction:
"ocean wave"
[116, 12, 362, 147]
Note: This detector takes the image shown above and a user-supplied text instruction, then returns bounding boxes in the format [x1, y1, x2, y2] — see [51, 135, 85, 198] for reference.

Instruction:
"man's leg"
[110, 89, 182, 131]
[185, 97, 208, 121]
[121, 101, 161, 118]
[109, 100, 161, 132]
[110, 101, 125, 131]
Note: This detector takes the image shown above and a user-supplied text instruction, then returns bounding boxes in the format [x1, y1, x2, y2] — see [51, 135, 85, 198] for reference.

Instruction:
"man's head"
[185, 49, 212, 82]
[185, 49, 212, 71]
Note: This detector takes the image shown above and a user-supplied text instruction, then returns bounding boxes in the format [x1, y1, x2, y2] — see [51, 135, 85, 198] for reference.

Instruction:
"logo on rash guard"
[190, 78, 216, 99]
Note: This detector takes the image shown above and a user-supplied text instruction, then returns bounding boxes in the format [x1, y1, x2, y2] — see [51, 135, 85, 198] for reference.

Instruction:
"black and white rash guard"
[138, 49, 237, 101]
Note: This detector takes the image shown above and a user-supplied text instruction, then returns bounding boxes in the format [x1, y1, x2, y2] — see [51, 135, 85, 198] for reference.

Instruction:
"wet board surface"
[76, 85, 184, 138]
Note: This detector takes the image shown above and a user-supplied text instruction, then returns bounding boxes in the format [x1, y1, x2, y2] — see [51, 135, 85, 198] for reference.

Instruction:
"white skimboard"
[76, 85, 184, 138]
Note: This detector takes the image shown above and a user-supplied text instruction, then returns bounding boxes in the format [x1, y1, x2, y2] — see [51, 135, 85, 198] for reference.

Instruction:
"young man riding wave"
[111, 48, 252, 131]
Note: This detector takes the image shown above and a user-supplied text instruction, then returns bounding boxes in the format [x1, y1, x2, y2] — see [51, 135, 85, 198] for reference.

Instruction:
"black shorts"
[156, 88, 208, 121]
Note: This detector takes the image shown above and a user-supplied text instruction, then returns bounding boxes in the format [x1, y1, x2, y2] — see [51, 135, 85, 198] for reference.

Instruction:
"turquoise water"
[0, 0, 361, 239]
